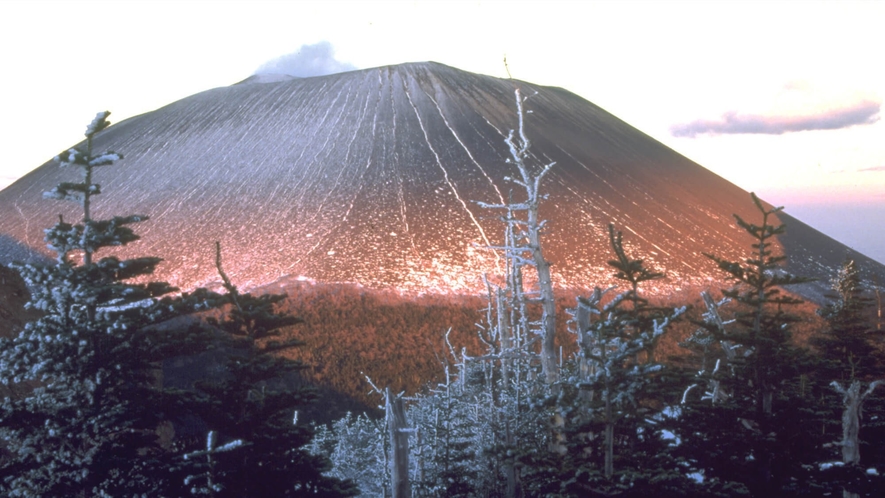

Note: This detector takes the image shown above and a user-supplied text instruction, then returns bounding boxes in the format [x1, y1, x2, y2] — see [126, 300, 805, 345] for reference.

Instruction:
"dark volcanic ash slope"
[0, 62, 880, 298]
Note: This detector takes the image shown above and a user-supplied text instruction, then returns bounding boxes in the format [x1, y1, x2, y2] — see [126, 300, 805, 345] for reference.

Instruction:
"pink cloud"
[858, 165, 885, 172]
[670, 99, 880, 138]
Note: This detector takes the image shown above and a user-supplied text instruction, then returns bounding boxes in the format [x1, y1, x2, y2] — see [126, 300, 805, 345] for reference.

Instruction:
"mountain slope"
[0, 62, 880, 300]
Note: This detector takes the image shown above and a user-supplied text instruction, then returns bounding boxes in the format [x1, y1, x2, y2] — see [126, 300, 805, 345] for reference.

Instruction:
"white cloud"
[254, 41, 357, 78]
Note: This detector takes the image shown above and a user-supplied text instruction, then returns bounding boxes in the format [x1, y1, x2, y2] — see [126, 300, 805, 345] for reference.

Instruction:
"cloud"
[670, 99, 880, 138]
[858, 165, 885, 172]
[254, 41, 357, 78]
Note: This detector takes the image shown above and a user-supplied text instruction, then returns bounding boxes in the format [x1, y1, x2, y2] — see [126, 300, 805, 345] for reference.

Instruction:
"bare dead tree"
[831, 380, 883, 498]
[479, 88, 558, 385]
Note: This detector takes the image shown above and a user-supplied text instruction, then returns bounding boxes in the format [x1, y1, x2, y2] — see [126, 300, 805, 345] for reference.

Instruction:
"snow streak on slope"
[0, 62, 880, 299]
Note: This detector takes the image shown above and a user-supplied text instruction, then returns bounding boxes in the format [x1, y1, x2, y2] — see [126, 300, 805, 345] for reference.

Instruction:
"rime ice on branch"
[478, 88, 558, 384]
[569, 224, 684, 480]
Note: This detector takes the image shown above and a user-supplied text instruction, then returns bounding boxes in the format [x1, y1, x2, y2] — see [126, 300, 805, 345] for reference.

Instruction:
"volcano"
[0, 62, 881, 300]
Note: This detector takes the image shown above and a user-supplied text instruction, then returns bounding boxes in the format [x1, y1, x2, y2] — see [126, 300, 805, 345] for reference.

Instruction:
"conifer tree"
[815, 258, 882, 382]
[813, 258, 885, 497]
[309, 411, 388, 496]
[406, 351, 501, 496]
[0, 112, 219, 496]
[677, 193, 822, 495]
[534, 224, 686, 497]
[703, 194, 814, 416]
[186, 243, 357, 497]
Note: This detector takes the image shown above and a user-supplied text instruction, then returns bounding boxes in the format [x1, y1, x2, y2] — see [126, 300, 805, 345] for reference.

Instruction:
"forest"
[1, 93, 884, 497]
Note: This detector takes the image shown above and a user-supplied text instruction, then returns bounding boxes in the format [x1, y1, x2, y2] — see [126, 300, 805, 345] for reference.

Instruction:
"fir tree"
[677, 193, 823, 495]
[815, 258, 882, 382]
[406, 354, 497, 496]
[185, 243, 357, 497]
[309, 411, 389, 496]
[813, 258, 885, 497]
[0, 112, 219, 496]
[535, 224, 687, 497]
[703, 194, 814, 417]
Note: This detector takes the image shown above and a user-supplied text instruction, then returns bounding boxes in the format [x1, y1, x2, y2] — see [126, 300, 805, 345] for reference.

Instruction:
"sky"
[0, 0, 883, 262]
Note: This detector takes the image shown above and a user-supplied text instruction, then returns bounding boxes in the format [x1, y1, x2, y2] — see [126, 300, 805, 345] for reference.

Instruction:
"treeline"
[242, 271, 828, 413]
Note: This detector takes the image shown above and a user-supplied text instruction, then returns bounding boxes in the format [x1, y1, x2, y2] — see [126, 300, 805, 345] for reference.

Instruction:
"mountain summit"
[0, 62, 879, 299]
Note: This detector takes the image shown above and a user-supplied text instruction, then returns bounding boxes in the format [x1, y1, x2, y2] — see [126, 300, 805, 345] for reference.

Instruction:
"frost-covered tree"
[405, 339, 542, 498]
[0, 112, 219, 496]
[680, 291, 738, 408]
[478, 88, 558, 385]
[185, 243, 357, 497]
[470, 88, 564, 494]
[524, 224, 687, 496]
[309, 411, 389, 496]
[827, 380, 885, 498]
[311, 319, 548, 497]
[409, 375, 479, 497]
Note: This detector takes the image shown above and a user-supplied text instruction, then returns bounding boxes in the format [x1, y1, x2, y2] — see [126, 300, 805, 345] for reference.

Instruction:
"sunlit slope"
[0, 62, 879, 298]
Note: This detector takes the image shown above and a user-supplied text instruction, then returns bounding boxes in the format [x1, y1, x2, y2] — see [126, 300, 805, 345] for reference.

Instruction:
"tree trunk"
[497, 288, 511, 386]
[387, 388, 411, 498]
[528, 206, 558, 385]
[841, 381, 862, 498]
[604, 381, 614, 479]
[833, 380, 882, 498]
[504, 418, 523, 498]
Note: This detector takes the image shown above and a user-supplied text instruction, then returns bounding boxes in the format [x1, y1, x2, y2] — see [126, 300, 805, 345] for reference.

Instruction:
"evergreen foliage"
[0, 112, 219, 496]
[183, 243, 357, 497]
[409, 377, 480, 497]
[815, 258, 883, 382]
[702, 195, 814, 401]
[522, 224, 688, 497]
[310, 96, 690, 497]
[677, 193, 826, 495]
[812, 258, 885, 497]
[309, 411, 389, 496]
